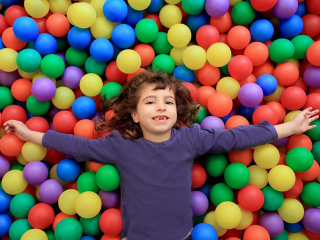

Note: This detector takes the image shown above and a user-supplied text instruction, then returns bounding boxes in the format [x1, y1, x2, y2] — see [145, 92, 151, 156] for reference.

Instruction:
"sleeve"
[186, 120, 278, 158]
[42, 130, 122, 165]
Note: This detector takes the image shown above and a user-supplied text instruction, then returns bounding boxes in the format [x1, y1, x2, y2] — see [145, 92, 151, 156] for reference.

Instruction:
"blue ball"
[27, 111, 46, 120]
[103, 0, 128, 22]
[0, 214, 13, 237]
[0, 38, 4, 50]
[256, 74, 278, 96]
[146, 0, 165, 13]
[0, 0, 19, 7]
[198, 183, 212, 198]
[191, 223, 218, 240]
[238, 104, 260, 122]
[0, 190, 12, 214]
[112, 24, 136, 49]
[173, 65, 195, 83]
[67, 27, 92, 50]
[34, 33, 58, 56]
[111, 43, 122, 61]
[250, 19, 274, 43]
[284, 221, 303, 233]
[220, 114, 230, 123]
[90, 38, 114, 63]
[123, 5, 143, 27]
[295, 1, 306, 17]
[72, 96, 96, 119]
[13, 17, 39, 42]
[41, 160, 52, 177]
[56, 158, 81, 183]
[187, 12, 210, 34]
[279, 15, 303, 39]
[80, 237, 96, 240]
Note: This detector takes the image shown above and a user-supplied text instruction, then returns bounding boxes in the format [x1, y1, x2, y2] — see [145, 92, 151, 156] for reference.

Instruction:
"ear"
[131, 110, 139, 123]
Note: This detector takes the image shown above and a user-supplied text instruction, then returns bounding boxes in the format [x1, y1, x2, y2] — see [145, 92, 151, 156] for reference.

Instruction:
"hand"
[292, 107, 320, 134]
[3, 120, 31, 141]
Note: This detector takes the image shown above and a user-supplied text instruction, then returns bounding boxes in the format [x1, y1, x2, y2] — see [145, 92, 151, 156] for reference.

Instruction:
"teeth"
[154, 117, 167, 120]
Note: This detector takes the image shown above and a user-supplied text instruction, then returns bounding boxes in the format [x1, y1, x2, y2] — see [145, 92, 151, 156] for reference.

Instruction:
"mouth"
[153, 116, 169, 122]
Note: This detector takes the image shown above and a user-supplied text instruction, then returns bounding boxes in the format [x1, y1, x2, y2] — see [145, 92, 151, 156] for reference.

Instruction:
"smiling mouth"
[153, 117, 168, 122]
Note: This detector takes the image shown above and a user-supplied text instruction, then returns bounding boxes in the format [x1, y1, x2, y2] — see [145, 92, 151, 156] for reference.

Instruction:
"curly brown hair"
[95, 68, 201, 139]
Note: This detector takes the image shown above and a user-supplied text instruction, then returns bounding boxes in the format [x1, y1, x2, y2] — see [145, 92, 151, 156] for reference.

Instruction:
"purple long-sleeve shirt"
[42, 120, 278, 240]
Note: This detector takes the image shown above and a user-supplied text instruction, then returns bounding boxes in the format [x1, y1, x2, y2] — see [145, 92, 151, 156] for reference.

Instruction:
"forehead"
[139, 84, 175, 99]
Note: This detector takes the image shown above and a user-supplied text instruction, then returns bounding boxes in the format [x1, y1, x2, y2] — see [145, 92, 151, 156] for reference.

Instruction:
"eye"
[146, 101, 154, 104]
[166, 101, 174, 105]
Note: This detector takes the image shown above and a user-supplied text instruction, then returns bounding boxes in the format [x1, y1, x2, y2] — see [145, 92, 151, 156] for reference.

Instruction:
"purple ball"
[0, 69, 20, 87]
[31, 78, 57, 102]
[61, 66, 84, 89]
[38, 179, 63, 204]
[56, 53, 66, 66]
[271, 137, 289, 148]
[200, 116, 225, 129]
[47, 105, 60, 120]
[272, 0, 298, 19]
[258, 212, 284, 237]
[302, 208, 320, 233]
[23, 161, 48, 185]
[0, 155, 10, 178]
[49, 122, 55, 131]
[92, 111, 103, 124]
[238, 83, 263, 108]
[192, 191, 209, 216]
[303, 66, 320, 88]
[99, 190, 120, 209]
[205, 0, 229, 18]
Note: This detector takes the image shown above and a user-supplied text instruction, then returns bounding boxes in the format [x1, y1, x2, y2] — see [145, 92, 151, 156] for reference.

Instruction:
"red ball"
[32, 17, 47, 34]
[265, 102, 286, 124]
[134, 44, 155, 67]
[306, 0, 320, 15]
[46, 13, 70, 37]
[208, 92, 233, 117]
[105, 61, 127, 84]
[144, 14, 163, 31]
[289, 76, 307, 92]
[28, 203, 55, 229]
[2, 27, 26, 50]
[196, 25, 219, 49]
[0, 112, 2, 127]
[127, 68, 147, 81]
[280, 86, 307, 110]
[227, 26, 251, 50]
[252, 105, 278, 125]
[228, 55, 253, 81]
[22, 184, 36, 200]
[209, 12, 232, 33]
[303, 227, 320, 240]
[52, 212, 77, 231]
[303, 93, 320, 116]
[5, 5, 29, 26]
[26, 116, 50, 133]
[301, 14, 320, 38]
[1, 105, 27, 123]
[221, 229, 243, 240]
[197, 86, 216, 110]
[0, 134, 25, 157]
[286, 134, 312, 151]
[0, 14, 9, 37]
[99, 209, 123, 236]
[295, 160, 320, 181]
[101, 235, 122, 240]
[197, 63, 220, 86]
[237, 185, 264, 212]
[251, 0, 277, 12]
[191, 164, 207, 189]
[45, 149, 66, 166]
[182, 82, 198, 101]
[282, 175, 303, 198]
[243, 225, 270, 240]
[53, 111, 78, 134]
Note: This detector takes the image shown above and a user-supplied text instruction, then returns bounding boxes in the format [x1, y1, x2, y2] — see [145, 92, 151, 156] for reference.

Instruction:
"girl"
[3, 69, 319, 240]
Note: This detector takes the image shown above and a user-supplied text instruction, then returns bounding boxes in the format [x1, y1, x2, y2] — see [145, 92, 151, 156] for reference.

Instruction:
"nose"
[157, 102, 166, 111]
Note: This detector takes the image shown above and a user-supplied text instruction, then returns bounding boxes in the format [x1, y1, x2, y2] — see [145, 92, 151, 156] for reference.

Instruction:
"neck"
[142, 130, 172, 143]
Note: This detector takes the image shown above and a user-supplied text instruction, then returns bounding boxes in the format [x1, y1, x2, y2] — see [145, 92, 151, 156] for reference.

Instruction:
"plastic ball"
[215, 202, 241, 229]
[281, 86, 307, 110]
[301, 182, 320, 207]
[269, 39, 295, 63]
[187, 12, 210, 34]
[227, 26, 251, 50]
[67, 27, 91, 50]
[205, 0, 229, 18]
[34, 33, 58, 57]
[9, 193, 36, 219]
[274, 62, 299, 86]
[210, 183, 234, 206]
[224, 163, 250, 189]
[128, 0, 151, 10]
[58, 189, 80, 215]
[286, 147, 313, 172]
[24, 0, 49, 18]
[255, 74, 277, 96]
[200, 116, 225, 129]
[135, 18, 159, 43]
[183, 45, 206, 70]
[41, 54, 65, 78]
[279, 15, 303, 39]
[1, 105, 27, 123]
[207, 92, 233, 117]
[28, 203, 54, 229]
[38, 179, 63, 204]
[0, 189, 12, 214]
[80, 73, 103, 97]
[8, 218, 32, 240]
[251, 0, 277, 12]
[278, 198, 304, 223]
[21, 141, 47, 162]
[0, 214, 13, 238]
[134, 44, 155, 67]
[243, 225, 270, 240]
[54, 218, 83, 240]
[77, 172, 99, 193]
[52, 86, 75, 110]
[13, 17, 39, 42]
[252, 105, 278, 125]
[302, 208, 320, 233]
[16, 49, 42, 73]
[231, 2, 255, 26]
[2, 27, 27, 50]
[173, 65, 195, 83]
[181, 0, 205, 15]
[250, 19, 274, 43]
[116, 49, 141, 74]
[69, 2, 96, 29]
[203, 211, 227, 237]
[122, 5, 143, 27]
[216, 77, 240, 100]
[31, 78, 56, 102]
[75, 191, 102, 218]
[196, 25, 219, 49]
[228, 55, 253, 81]
[62, 66, 84, 89]
[56, 158, 81, 183]
[244, 42, 269, 67]
[103, 0, 128, 23]
[248, 165, 268, 189]
[112, 24, 135, 49]
[90, 38, 114, 63]
[238, 83, 263, 108]
[96, 165, 120, 191]
[0, 48, 18, 72]
[304, 66, 320, 89]
[261, 186, 284, 211]
[273, 0, 298, 19]
[192, 191, 209, 216]
[191, 223, 218, 240]
[146, 0, 164, 13]
[268, 165, 295, 192]
[167, 24, 191, 48]
[159, 4, 182, 28]
[258, 212, 284, 237]
[0, 134, 25, 157]
[52, 212, 77, 231]
[237, 185, 264, 212]
[197, 63, 220, 86]
[23, 161, 48, 185]
[90, 17, 115, 40]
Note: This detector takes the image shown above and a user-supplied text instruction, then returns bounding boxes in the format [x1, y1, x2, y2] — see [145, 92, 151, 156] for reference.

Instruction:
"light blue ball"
[250, 19, 274, 42]
[279, 15, 303, 39]
[90, 38, 114, 63]
[80, 237, 96, 240]
[111, 24, 136, 49]
[72, 96, 96, 119]
[13, 17, 39, 42]
[191, 223, 218, 240]
[34, 33, 58, 56]
[256, 74, 278, 96]
[173, 65, 195, 83]
[56, 158, 81, 183]
[103, 0, 128, 22]
[67, 27, 92, 50]
[0, 190, 13, 214]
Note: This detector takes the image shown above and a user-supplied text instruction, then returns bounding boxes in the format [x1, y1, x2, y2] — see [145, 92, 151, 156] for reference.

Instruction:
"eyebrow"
[142, 95, 175, 101]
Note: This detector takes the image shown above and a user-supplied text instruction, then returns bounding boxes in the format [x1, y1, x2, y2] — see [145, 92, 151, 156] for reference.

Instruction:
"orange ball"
[243, 225, 270, 240]
[209, 12, 232, 33]
[74, 119, 97, 139]
[11, 79, 32, 102]
[287, 134, 312, 151]
[307, 41, 320, 66]
[244, 42, 269, 66]
[252, 105, 278, 125]
[46, 13, 70, 37]
[274, 63, 299, 86]
[208, 92, 233, 117]
[197, 86, 216, 110]
[52, 212, 77, 231]
[0, 134, 25, 156]
[252, 62, 274, 78]
[239, 74, 257, 87]
[2, 27, 26, 50]
[88, 161, 105, 173]
[227, 26, 251, 50]
[127, 68, 147, 81]
[197, 63, 220, 86]
[99, 209, 123, 236]
[225, 115, 249, 130]
[228, 149, 253, 166]
[134, 44, 155, 67]
[191, 163, 207, 189]
[295, 160, 320, 181]
[265, 101, 286, 124]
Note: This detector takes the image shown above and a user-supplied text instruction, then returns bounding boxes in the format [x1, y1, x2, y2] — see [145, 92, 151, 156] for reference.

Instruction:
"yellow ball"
[248, 165, 268, 189]
[203, 211, 227, 237]
[253, 144, 280, 169]
[216, 77, 240, 100]
[58, 189, 80, 215]
[284, 111, 301, 123]
[0, 48, 18, 72]
[75, 191, 102, 218]
[21, 229, 48, 240]
[116, 49, 141, 74]
[49, 0, 71, 14]
[268, 165, 296, 192]
[264, 85, 285, 102]
[230, 0, 242, 6]
[21, 142, 47, 162]
[183, 45, 207, 70]
[288, 232, 309, 240]
[165, 0, 181, 3]
[170, 46, 188, 66]
[17, 154, 29, 166]
[235, 205, 253, 230]
[167, 24, 192, 48]
[24, 0, 49, 18]
[287, 58, 300, 68]
[67, 2, 77, 26]
[19, 68, 40, 80]
[50, 164, 68, 185]
[80, 73, 103, 97]
[69, 2, 96, 28]
[207, 43, 232, 67]
[159, 4, 182, 28]
[128, 0, 151, 10]
[52, 87, 75, 109]
[90, 0, 107, 17]
[2, 170, 28, 195]
[35, 185, 42, 202]
[33, 71, 56, 85]
[0, 4, 2, 10]
[278, 198, 304, 223]
[91, 17, 115, 39]
[215, 202, 242, 229]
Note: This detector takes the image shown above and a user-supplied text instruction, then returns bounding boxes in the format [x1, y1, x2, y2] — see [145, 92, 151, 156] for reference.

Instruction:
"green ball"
[85, 56, 107, 76]
[9, 219, 32, 240]
[224, 163, 250, 189]
[79, 213, 101, 236]
[16, 49, 41, 73]
[152, 54, 175, 74]
[305, 119, 320, 141]
[10, 164, 24, 171]
[135, 18, 159, 43]
[56, 37, 68, 51]
[261, 186, 284, 211]
[209, 183, 234, 206]
[25, 41, 34, 49]
[77, 171, 100, 193]
[291, 35, 314, 59]
[44, 229, 55, 240]
[65, 47, 89, 67]
[197, 106, 207, 124]
[301, 182, 320, 207]
[231, 2, 256, 25]
[182, 0, 205, 15]
[10, 193, 36, 218]
[0, 86, 14, 109]
[204, 153, 228, 177]
[26, 95, 50, 115]
[193, 211, 207, 225]
[219, 55, 233, 76]
[101, 82, 122, 100]
[54, 218, 83, 240]
[312, 141, 320, 164]
[270, 229, 288, 240]
[286, 147, 314, 172]
[96, 165, 120, 191]
[41, 54, 65, 78]
[269, 39, 295, 63]
[150, 32, 173, 55]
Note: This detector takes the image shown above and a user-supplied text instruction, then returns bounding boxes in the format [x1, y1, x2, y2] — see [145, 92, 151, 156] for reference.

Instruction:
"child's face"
[131, 84, 177, 142]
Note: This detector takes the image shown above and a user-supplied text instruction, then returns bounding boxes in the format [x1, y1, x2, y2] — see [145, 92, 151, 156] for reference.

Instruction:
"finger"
[308, 125, 317, 130]
[309, 115, 319, 123]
